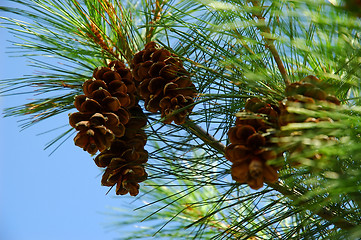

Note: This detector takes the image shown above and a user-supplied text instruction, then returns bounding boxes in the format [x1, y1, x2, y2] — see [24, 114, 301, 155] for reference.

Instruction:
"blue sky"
[0, 3, 148, 240]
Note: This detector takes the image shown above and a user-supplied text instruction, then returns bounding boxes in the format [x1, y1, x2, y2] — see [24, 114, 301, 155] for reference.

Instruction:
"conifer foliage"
[2, 0, 361, 239]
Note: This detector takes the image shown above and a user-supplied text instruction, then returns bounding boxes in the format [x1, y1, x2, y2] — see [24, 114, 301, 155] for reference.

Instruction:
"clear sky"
[0, 2, 148, 240]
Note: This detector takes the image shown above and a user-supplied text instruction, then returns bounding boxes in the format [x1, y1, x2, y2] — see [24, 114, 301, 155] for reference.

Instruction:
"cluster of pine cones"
[69, 42, 197, 196]
[226, 75, 340, 189]
[68, 41, 341, 193]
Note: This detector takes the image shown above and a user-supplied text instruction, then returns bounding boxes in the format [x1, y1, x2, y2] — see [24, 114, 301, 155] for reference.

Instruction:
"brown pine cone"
[108, 60, 136, 94]
[74, 91, 122, 113]
[94, 136, 148, 168]
[93, 103, 149, 196]
[280, 75, 340, 126]
[278, 75, 341, 165]
[100, 149, 148, 196]
[70, 111, 129, 137]
[225, 98, 281, 190]
[69, 61, 135, 154]
[244, 97, 280, 127]
[69, 112, 129, 154]
[93, 107, 148, 168]
[95, 133, 148, 196]
[131, 42, 197, 125]
[89, 60, 136, 108]
[70, 114, 114, 155]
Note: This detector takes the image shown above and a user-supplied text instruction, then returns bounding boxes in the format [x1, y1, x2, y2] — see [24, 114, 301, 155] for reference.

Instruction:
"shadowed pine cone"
[131, 42, 197, 125]
[69, 60, 134, 154]
[225, 98, 281, 190]
[279, 75, 340, 126]
[278, 76, 340, 164]
[93, 105, 148, 196]
[244, 97, 280, 127]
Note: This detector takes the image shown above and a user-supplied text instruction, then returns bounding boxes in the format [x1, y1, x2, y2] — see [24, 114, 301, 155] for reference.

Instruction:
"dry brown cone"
[278, 75, 340, 164]
[69, 111, 129, 154]
[88, 60, 137, 108]
[279, 75, 340, 126]
[131, 42, 197, 125]
[225, 98, 281, 190]
[69, 60, 135, 154]
[93, 104, 149, 196]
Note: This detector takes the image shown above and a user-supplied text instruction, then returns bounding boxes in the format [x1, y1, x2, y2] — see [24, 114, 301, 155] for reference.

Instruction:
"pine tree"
[2, 0, 361, 239]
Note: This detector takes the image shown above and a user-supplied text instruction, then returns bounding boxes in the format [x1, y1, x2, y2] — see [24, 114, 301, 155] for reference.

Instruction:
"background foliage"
[2, 0, 361, 239]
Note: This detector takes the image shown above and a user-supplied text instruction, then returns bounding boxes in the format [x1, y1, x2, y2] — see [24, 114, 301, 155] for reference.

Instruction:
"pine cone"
[74, 91, 122, 113]
[131, 42, 197, 125]
[93, 104, 149, 196]
[69, 111, 129, 154]
[90, 60, 136, 108]
[225, 98, 280, 190]
[69, 60, 134, 154]
[244, 97, 280, 127]
[280, 75, 340, 126]
[278, 75, 340, 164]
[100, 149, 148, 196]
[94, 107, 148, 168]
[73, 124, 114, 155]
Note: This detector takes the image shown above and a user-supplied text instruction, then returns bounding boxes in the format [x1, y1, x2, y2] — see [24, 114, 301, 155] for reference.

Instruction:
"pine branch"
[146, 0, 164, 43]
[2, 1, 361, 238]
[250, 0, 290, 86]
[183, 119, 357, 231]
[183, 118, 226, 154]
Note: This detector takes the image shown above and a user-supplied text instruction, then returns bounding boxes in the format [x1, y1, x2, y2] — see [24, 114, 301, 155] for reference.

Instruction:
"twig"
[87, 22, 119, 59]
[250, 0, 290, 86]
[60, 81, 81, 89]
[184, 119, 356, 231]
[103, 0, 134, 62]
[183, 118, 226, 154]
[72, 0, 119, 59]
[146, 0, 163, 44]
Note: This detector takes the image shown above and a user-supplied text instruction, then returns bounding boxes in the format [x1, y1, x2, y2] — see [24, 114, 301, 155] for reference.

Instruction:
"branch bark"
[183, 119, 226, 154]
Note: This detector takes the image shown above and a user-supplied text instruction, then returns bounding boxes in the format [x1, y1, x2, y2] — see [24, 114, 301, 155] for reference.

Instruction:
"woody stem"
[183, 118, 226, 154]
[250, 0, 290, 86]
[146, 0, 163, 44]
